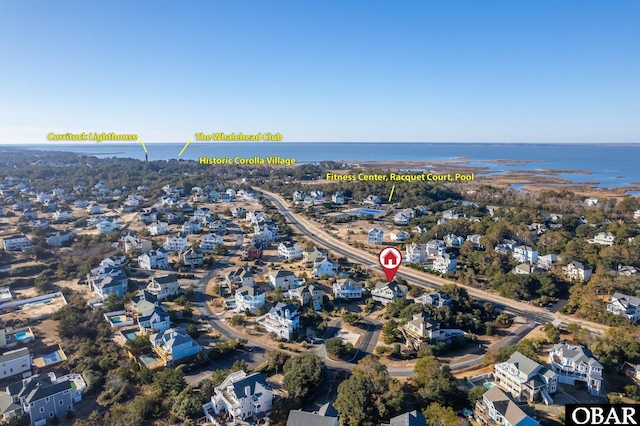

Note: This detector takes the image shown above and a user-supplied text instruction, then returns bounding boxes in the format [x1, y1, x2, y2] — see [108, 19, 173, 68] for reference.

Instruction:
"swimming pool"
[110, 316, 123, 323]
[351, 208, 383, 216]
[140, 354, 159, 365]
[42, 351, 62, 365]
[123, 331, 138, 340]
[483, 382, 495, 389]
[15, 331, 30, 341]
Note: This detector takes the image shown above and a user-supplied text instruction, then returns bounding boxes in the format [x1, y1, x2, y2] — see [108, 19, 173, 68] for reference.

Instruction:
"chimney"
[245, 385, 251, 397]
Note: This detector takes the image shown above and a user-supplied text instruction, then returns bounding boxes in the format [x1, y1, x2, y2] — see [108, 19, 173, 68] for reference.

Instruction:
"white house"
[563, 261, 592, 282]
[607, 292, 640, 322]
[426, 240, 446, 257]
[312, 259, 337, 277]
[584, 198, 599, 206]
[235, 286, 265, 314]
[444, 234, 465, 248]
[200, 233, 223, 251]
[0, 348, 31, 380]
[287, 285, 323, 309]
[367, 228, 384, 245]
[393, 213, 410, 226]
[96, 220, 115, 234]
[226, 267, 255, 288]
[404, 312, 447, 342]
[513, 245, 538, 264]
[371, 281, 407, 305]
[181, 220, 201, 234]
[148, 221, 169, 236]
[494, 351, 557, 404]
[179, 248, 204, 269]
[588, 232, 615, 246]
[163, 235, 188, 252]
[389, 230, 411, 242]
[138, 307, 171, 332]
[52, 210, 73, 221]
[278, 241, 303, 260]
[466, 234, 484, 249]
[333, 279, 363, 299]
[0, 235, 31, 251]
[331, 192, 345, 205]
[432, 253, 457, 274]
[405, 242, 427, 264]
[363, 195, 381, 205]
[147, 274, 181, 300]
[87, 204, 102, 214]
[634, 209, 640, 220]
[138, 249, 169, 270]
[202, 371, 273, 423]
[537, 253, 558, 269]
[415, 291, 452, 307]
[268, 270, 299, 291]
[259, 303, 300, 340]
[549, 343, 602, 395]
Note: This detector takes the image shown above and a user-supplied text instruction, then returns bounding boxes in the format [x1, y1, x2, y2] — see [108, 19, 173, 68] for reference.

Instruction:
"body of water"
[6, 142, 640, 190]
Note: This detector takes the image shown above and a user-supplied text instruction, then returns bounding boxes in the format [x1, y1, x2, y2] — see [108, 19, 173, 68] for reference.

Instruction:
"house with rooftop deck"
[333, 279, 363, 299]
[235, 286, 265, 314]
[415, 291, 452, 307]
[2, 372, 85, 426]
[226, 267, 255, 288]
[494, 351, 557, 404]
[150, 328, 200, 363]
[259, 303, 299, 340]
[202, 371, 272, 424]
[138, 249, 169, 270]
[549, 343, 602, 395]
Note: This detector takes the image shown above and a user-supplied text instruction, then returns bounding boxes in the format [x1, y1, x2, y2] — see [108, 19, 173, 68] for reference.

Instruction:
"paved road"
[186, 204, 588, 384]
[258, 188, 609, 335]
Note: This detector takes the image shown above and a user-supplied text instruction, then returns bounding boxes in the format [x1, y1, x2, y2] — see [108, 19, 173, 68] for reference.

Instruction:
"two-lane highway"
[258, 188, 609, 335]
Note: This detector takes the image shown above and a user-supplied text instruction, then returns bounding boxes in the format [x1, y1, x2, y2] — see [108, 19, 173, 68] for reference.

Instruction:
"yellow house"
[303, 247, 325, 263]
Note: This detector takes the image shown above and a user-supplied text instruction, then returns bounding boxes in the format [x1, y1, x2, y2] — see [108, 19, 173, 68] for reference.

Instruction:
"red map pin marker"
[378, 247, 402, 282]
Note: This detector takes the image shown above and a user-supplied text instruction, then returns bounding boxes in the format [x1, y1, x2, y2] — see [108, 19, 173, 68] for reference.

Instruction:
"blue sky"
[1, 1, 638, 143]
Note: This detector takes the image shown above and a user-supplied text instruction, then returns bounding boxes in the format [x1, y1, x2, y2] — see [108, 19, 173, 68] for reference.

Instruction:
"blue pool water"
[351, 208, 383, 216]
[140, 354, 159, 365]
[483, 382, 495, 389]
[124, 331, 138, 340]
[15, 331, 30, 341]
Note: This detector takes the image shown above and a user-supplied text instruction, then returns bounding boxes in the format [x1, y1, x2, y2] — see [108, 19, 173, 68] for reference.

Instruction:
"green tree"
[423, 402, 466, 426]
[282, 354, 325, 401]
[342, 312, 360, 324]
[171, 386, 202, 419]
[334, 375, 376, 426]
[152, 368, 186, 397]
[414, 357, 459, 405]
[468, 385, 488, 406]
